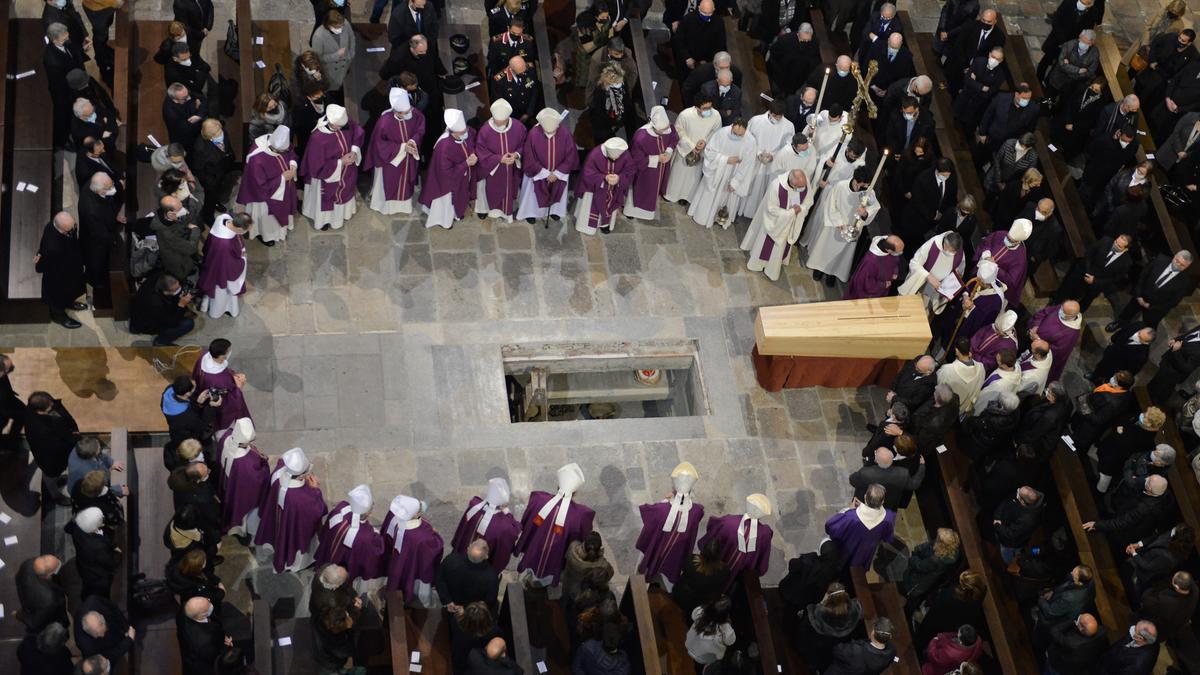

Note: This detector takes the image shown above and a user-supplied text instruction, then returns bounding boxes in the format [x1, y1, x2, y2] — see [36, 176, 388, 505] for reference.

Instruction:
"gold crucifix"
[843, 60, 879, 135]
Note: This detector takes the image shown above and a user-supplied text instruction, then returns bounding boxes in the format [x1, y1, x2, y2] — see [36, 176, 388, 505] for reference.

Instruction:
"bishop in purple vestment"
[475, 99, 529, 222]
[314, 484, 386, 583]
[450, 477, 521, 573]
[935, 259, 1007, 346]
[381, 495, 444, 606]
[198, 212, 250, 320]
[299, 104, 365, 231]
[844, 235, 905, 300]
[419, 108, 477, 229]
[191, 338, 251, 431]
[969, 310, 1018, 373]
[514, 463, 595, 586]
[366, 88, 426, 216]
[697, 494, 774, 588]
[623, 106, 679, 221]
[635, 462, 704, 587]
[218, 417, 270, 537]
[972, 219, 1031, 307]
[237, 126, 299, 244]
[574, 138, 636, 235]
[1029, 300, 1083, 383]
[515, 108, 579, 222]
[254, 448, 328, 573]
[824, 489, 896, 568]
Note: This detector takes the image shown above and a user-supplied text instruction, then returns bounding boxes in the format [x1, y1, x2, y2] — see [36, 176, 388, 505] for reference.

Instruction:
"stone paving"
[11, 0, 1200, 611]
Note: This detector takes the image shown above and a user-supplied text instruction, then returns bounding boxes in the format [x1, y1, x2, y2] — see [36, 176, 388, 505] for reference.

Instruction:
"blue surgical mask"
[53, 0, 66, 8]
[700, 108, 713, 118]
[797, 146, 810, 156]
[1076, 0, 1087, 10]
[1058, 308, 1069, 321]
[85, 112, 97, 123]
[837, 69, 849, 77]
[213, 133, 225, 146]
[1077, 42, 1089, 54]
[1138, 413, 1147, 426]
[1017, 98, 1030, 107]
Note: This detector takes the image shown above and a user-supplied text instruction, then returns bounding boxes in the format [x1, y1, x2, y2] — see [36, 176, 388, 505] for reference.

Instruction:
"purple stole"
[760, 183, 805, 262]
[923, 238, 965, 277]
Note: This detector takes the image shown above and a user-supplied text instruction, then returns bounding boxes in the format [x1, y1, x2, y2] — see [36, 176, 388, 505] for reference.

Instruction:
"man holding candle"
[803, 164, 882, 287]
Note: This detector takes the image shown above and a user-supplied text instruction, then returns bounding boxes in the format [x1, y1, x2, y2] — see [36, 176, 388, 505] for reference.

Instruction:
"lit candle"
[815, 67, 831, 114]
[867, 149, 889, 191]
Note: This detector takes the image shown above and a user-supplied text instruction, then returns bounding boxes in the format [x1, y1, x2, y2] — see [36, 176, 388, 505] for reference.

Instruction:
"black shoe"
[1104, 321, 1120, 332]
[525, 217, 535, 224]
[264, 239, 276, 247]
[823, 275, 837, 288]
[813, 270, 824, 281]
[478, 212, 486, 219]
[56, 318, 83, 329]
[601, 226, 612, 235]
[679, 200, 689, 207]
[70, 302, 89, 311]
[320, 224, 331, 231]
[550, 215, 560, 221]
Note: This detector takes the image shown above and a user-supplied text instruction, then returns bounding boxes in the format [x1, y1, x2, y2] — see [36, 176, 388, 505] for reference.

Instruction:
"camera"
[207, 388, 229, 398]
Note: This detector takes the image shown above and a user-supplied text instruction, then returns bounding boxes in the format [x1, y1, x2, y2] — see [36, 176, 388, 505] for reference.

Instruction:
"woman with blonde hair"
[992, 166, 1046, 232]
[914, 571, 986, 649]
[901, 528, 962, 609]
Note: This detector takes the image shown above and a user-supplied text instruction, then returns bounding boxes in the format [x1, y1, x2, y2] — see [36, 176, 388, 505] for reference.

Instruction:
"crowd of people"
[14, 0, 1200, 672]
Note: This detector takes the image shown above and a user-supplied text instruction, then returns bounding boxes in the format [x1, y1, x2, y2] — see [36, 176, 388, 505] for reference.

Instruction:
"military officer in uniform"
[488, 16, 538, 75]
[490, 55, 541, 124]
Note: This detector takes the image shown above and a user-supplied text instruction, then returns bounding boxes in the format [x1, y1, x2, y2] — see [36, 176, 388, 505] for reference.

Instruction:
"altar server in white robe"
[770, 132, 822, 184]
[820, 138, 868, 188]
[974, 328, 1022, 414]
[741, 169, 813, 281]
[803, 165, 880, 286]
[898, 231, 967, 315]
[1016, 340, 1053, 396]
[806, 103, 847, 161]
[740, 101, 796, 217]
[663, 96, 721, 203]
[687, 120, 758, 229]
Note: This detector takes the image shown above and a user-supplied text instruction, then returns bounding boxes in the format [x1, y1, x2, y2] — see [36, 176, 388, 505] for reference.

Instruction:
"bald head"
[1037, 199, 1055, 216]
[788, 169, 808, 188]
[160, 195, 182, 213]
[1174, 571, 1194, 593]
[980, 9, 998, 24]
[82, 611, 107, 638]
[915, 355, 935, 375]
[485, 637, 508, 661]
[698, 0, 715, 13]
[874, 447, 895, 468]
[467, 539, 490, 563]
[1061, 300, 1080, 319]
[90, 172, 114, 194]
[836, 55, 852, 71]
[33, 555, 61, 579]
[888, 33, 903, 49]
[1076, 613, 1098, 636]
[52, 212, 76, 234]
[1018, 486, 1042, 506]
[1133, 620, 1158, 645]
[319, 564, 348, 589]
[509, 55, 527, 74]
[185, 596, 213, 620]
[1147, 474, 1169, 496]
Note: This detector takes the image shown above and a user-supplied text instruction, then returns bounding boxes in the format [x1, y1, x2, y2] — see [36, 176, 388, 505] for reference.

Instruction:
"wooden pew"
[849, 567, 920, 675]
[346, 23, 391, 124]
[438, 24, 491, 124]
[742, 574, 783, 675]
[99, 4, 134, 320]
[254, 597, 274, 674]
[386, 591, 413, 674]
[407, 604, 453, 675]
[761, 586, 812, 675]
[531, 9, 561, 111]
[108, 427, 132, 621]
[1047, 443, 1133, 635]
[939, 432, 1041, 675]
[129, 443, 182, 675]
[0, 437, 43, 664]
[619, 574, 664, 675]
[809, 10, 840, 66]
[721, 16, 772, 117]
[5, 19, 57, 303]
[500, 582, 537, 675]
[227, 0, 292, 157]
[643, 580, 695, 675]
[129, 20, 172, 219]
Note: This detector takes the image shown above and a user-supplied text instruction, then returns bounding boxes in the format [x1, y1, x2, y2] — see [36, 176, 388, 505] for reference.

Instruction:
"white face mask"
[987, 57, 1000, 69]
[179, 58, 192, 66]
[700, 108, 713, 118]
[177, 207, 189, 217]
[903, 112, 915, 121]
[718, 85, 730, 95]
[1035, 210, 1048, 221]
[104, 187, 117, 197]
[330, 26, 343, 35]
[1119, 139, 1131, 148]
[1076, 0, 1088, 10]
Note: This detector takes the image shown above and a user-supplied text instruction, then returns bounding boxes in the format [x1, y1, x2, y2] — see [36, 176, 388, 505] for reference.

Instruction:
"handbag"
[268, 63, 291, 108]
[223, 19, 239, 63]
[872, 538, 910, 582]
[131, 574, 175, 615]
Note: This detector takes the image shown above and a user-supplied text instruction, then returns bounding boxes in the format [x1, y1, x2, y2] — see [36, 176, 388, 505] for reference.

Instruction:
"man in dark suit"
[805, 55, 858, 113]
[75, 595, 135, 664]
[15, 555, 68, 633]
[1045, 612, 1108, 675]
[44, 22, 87, 147]
[1054, 234, 1133, 311]
[863, 33, 915, 100]
[388, 0, 439, 50]
[1148, 324, 1200, 405]
[24, 391, 80, 503]
[41, 0, 90, 54]
[75, 136, 125, 198]
[783, 87, 818, 129]
[673, 0, 726, 77]
[825, 619, 898, 673]
[1099, 620, 1159, 673]
[177, 596, 229, 675]
[1078, 126, 1139, 203]
[380, 34, 445, 127]
[66, 68, 119, 125]
[1091, 324, 1154, 383]
[883, 95, 934, 155]
[900, 160, 956, 251]
[856, 2, 902, 55]
[976, 84, 1040, 155]
[0, 355, 24, 451]
[191, 118, 236, 224]
[35, 214, 88, 330]
[1093, 94, 1141, 142]
[1084, 474, 1175, 546]
[767, 24, 820, 96]
[885, 355, 938, 412]
[70, 98, 120, 156]
[77, 172, 124, 292]
[163, 84, 210, 151]
[681, 52, 743, 112]
[849, 448, 926, 511]
[699, 69, 742, 125]
[1108, 251, 1195, 332]
[944, 8, 1005, 94]
[1037, 0, 1101, 82]
[172, 0, 214, 55]
[164, 42, 211, 98]
[64, 507, 120, 600]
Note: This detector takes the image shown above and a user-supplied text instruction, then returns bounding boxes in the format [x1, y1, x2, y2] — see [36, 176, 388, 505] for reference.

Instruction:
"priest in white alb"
[687, 119, 758, 229]
[898, 231, 967, 315]
[740, 169, 813, 281]
[819, 138, 867, 188]
[770, 132, 821, 184]
[806, 102, 846, 161]
[802, 165, 880, 287]
[663, 95, 721, 203]
[740, 101, 796, 217]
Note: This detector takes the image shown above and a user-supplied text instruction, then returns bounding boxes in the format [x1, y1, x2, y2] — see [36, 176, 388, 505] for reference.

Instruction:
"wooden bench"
[228, 0, 292, 157]
[254, 597, 274, 674]
[809, 10, 840, 66]
[0, 429, 43, 664]
[130, 20, 172, 219]
[386, 591, 413, 674]
[643, 580, 694, 675]
[5, 19, 57, 303]
[407, 604, 452, 675]
[500, 582, 536, 675]
[722, 16, 772, 118]
[761, 586, 813, 675]
[618, 574, 664, 675]
[849, 567, 920, 675]
[742, 574, 783, 675]
[531, 9, 561, 111]
[438, 23, 491, 124]
[108, 428, 132, 675]
[128, 443, 182, 675]
[99, 5, 134, 321]
[938, 432, 1041, 675]
[1047, 443, 1133, 634]
[0, 3, 11, 304]
[345, 23, 391, 124]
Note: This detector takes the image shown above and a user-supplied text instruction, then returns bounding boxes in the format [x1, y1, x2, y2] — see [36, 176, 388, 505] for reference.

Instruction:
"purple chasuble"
[845, 248, 901, 300]
[449, 496, 521, 573]
[299, 120, 366, 211]
[921, 238, 966, 277]
[237, 146, 298, 224]
[253, 458, 328, 573]
[313, 500, 387, 582]
[380, 515, 444, 597]
[973, 231, 1028, 306]
[522, 127, 579, 208]
[628, 126, 680, 211]
[191, 358, 251, 431]
[217, 443, 270, 534]
[514, 490, 596, 585]
[363, 108, 426, 202]
[418, 132, 477, 217]
[1030, 304, 1080, 382]
[697, 515, 773, 585]
[575, 146, 636, 225]
[635, 501, 705, 583]
[197, 228, 246, 298]
[969, 327, 1018, 374]
[476, 120, 529, 216]
[824, 509, 896, 567]
[939, 290, 1004, 345]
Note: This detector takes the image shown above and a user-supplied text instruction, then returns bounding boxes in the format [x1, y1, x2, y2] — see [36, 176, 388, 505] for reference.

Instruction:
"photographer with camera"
[130, 272, 196, 346]
[161, 375, 221, 454]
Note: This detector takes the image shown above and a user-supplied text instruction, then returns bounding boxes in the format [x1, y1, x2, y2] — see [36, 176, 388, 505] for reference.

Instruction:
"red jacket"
[922, 631, 984, 675]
